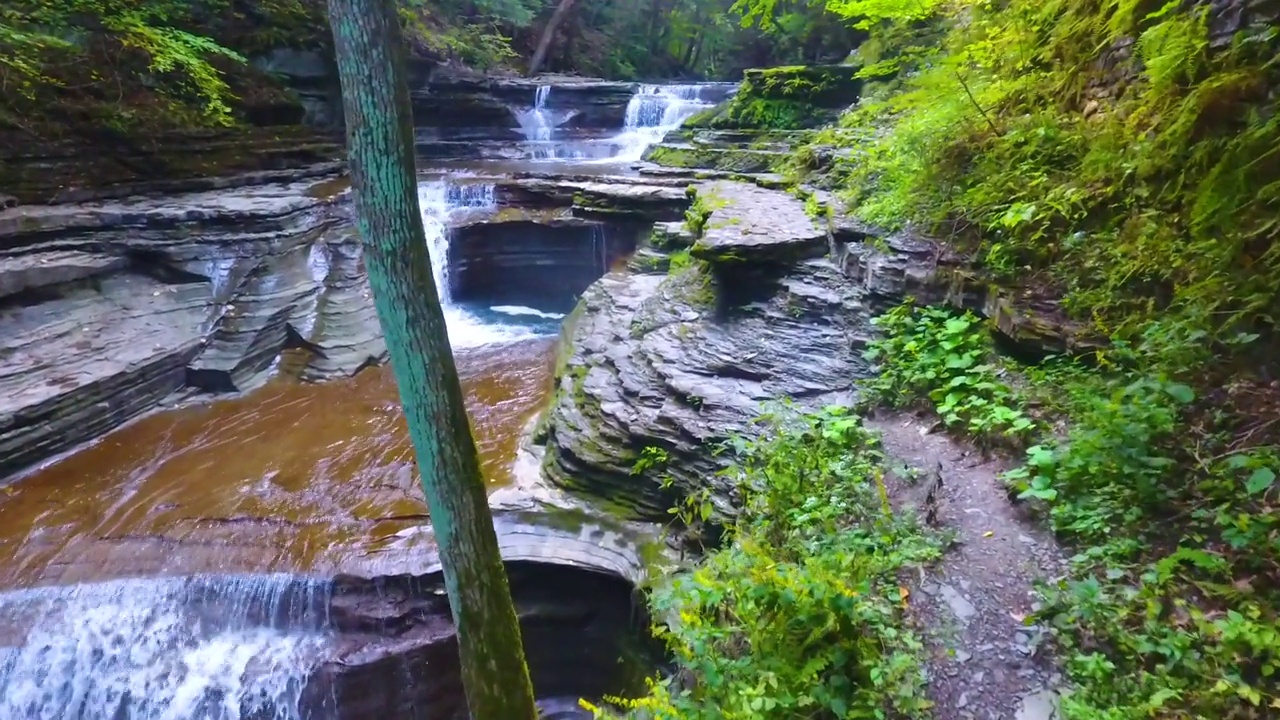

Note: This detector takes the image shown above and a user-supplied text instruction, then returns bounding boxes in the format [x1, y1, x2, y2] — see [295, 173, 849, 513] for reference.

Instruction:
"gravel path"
[868, 410, 1068, 720]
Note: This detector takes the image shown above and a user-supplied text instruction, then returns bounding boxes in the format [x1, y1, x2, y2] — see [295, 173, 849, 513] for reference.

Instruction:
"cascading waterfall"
[0, 576, 331, 720]
[517, 85, 554, 142]
[611, 84, 719, 162]
[416, 179, 546, 347]
[516, 86, 583, 160]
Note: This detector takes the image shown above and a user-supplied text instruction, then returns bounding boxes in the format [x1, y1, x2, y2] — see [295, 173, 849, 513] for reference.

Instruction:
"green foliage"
[597, 405, 941, 719]
[725, 98, 819, 129]
[1008, 347, 1280, 717]
[864, 303, 1037, 444]
[778, 2, 1280, 717]
[810, 0, 1280, 338]
[865, 302, 1280, 716]
[667, 248, 695, 274]
[1, 0, 249, 125]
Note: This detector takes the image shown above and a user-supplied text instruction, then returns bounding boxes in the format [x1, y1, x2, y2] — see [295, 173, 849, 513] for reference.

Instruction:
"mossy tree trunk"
[325, 0, 539, 717]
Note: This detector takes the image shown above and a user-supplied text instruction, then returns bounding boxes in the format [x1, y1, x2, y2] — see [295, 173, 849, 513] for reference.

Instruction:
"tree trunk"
[527, 0, 578, 76]
[324, 1, 539, 718]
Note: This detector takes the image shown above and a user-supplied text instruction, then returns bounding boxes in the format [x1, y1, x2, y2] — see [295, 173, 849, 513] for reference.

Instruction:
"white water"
[0, 576, 330, 720]
[417, 180, 546, 348]
[516, 85, 556, 142]
[610, 84, 720, 162]
[491, 305, 567, 320]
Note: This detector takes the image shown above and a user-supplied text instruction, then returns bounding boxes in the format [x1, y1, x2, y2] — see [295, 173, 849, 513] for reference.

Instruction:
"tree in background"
[325, 0, 539, 716]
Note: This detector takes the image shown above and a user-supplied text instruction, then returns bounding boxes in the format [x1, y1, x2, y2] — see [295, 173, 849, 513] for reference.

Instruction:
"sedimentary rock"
[538, 181, 873, 520]
[449, 219, 644, 313]
[691, 180, 827, 264]
[0, 174, 390, 479]
[828, 212, 1105, 355]
[303, 508, 664, 718]
[501, 175, 692, 221]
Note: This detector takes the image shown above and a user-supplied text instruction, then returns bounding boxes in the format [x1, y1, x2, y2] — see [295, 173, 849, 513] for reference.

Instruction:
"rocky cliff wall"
[0, 173, 388, 480]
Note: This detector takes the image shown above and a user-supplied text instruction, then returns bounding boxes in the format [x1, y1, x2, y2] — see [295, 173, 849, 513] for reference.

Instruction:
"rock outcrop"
[826, 210, 1106, 356]
[0, 169, 703, 481]
[537, 180, 873, 520]
[0, 174, 387, 479]
[303, 507, 665, 719]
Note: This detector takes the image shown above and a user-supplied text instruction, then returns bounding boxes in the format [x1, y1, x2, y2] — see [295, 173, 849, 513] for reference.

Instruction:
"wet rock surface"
[0, 512, 663, 720]
[0, 173, 386, 479]
[449, 219, 644, 314]
[501, 174, 692, 221]
[538, 180, 873, 519]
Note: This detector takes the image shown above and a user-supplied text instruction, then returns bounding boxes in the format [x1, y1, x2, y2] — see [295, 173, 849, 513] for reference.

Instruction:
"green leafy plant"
[599, 405, 942, 719]
[864, 303, 1037, 443]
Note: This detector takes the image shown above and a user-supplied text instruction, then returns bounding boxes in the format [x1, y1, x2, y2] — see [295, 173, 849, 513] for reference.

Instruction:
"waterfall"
[516, 85, 555, 142]
[418, 180, 497, 310]
[415, 179, 543, 347]
[612, 84, 719, 162]
[0, 576, 331, 720]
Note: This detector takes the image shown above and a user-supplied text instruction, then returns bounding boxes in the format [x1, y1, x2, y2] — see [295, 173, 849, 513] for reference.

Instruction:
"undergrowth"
[585, 405, 943, 719]
[806, 0, 1279, 349]
[865, 300, 1280, 718]
[864, 303, 1037, 445]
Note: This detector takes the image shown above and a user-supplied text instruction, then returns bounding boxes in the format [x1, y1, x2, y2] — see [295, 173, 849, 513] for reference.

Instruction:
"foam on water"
[0, 576, 331, 720]
[490, 305, 567, 320]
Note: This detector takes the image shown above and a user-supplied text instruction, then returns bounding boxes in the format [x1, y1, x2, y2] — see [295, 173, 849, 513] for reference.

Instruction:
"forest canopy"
[0, 0, 859, 137]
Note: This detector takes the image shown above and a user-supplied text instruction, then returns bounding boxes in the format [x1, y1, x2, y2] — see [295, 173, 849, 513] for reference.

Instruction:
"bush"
[589, 405, 943, 719]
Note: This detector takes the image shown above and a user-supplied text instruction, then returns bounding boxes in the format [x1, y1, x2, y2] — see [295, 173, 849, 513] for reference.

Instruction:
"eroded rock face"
[307, 562, 656, 720]
[538, 181, 873, 520]
[827, 213, 1105, 356]
[449, 220, 645, 314]
[301, 509, 664, 719]
[411, 72, 639, 156]
[0, 512, 662, 720]
[0, 175, 386, 479]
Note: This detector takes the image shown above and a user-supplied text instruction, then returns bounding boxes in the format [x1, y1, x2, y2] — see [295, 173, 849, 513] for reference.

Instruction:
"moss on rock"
[643, 144, 784, 173]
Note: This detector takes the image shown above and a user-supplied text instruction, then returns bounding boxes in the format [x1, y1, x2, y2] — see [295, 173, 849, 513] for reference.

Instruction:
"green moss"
[645, 144, 782, 173]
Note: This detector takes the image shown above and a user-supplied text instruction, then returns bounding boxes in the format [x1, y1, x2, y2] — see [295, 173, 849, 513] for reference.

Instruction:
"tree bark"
[324, 1, 539, 718]
[527, 0, 578, 76]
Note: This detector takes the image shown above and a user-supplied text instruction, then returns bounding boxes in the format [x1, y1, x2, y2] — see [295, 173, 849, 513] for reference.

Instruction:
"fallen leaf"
[983, 531, 995, 538]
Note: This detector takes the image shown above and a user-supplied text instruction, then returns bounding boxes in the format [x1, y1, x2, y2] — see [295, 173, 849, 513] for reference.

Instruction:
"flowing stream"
[0, 79, 729, 719]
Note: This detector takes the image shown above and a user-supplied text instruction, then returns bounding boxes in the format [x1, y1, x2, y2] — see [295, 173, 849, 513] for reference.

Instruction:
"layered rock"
[641, 64, 862, 175]
[825, 206, 1106, 355]
[0, 509, 665, 719]
[411, 71, 639, 159]
[1, 128, 343, 206]
[303, 508, 665, 718]
[448, 220, 645, 314]
[537, 180, 873, 520]
[499, 173, 691, 221]
[0, 175, 387, 479]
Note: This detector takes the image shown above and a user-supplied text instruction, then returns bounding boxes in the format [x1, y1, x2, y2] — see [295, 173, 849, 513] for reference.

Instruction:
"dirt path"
[868, 410, 1067, 720]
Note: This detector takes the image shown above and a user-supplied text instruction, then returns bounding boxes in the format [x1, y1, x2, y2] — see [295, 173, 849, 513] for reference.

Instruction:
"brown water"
[0, 338, 555, 590]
